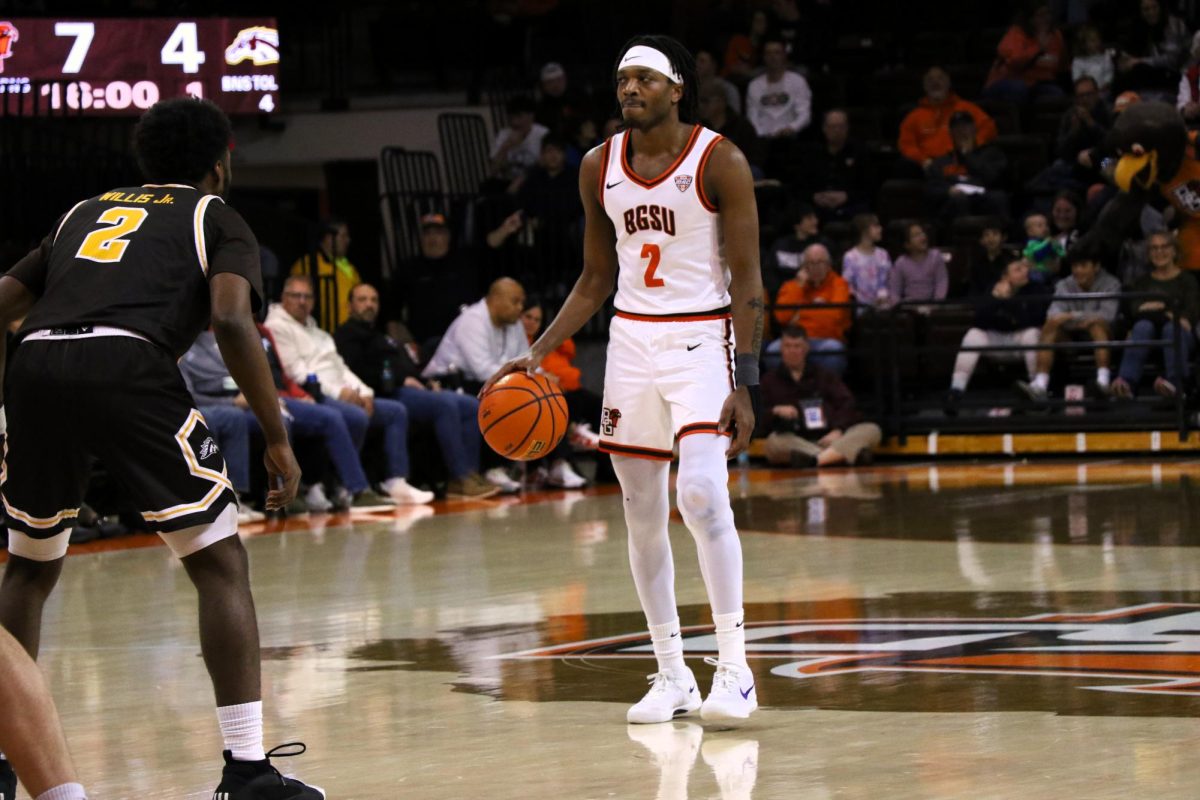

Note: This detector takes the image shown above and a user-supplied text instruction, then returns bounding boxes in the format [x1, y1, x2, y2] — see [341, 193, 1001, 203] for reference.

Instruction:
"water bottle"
[381, 359, 396, 395]
[303, 373, 324, 403]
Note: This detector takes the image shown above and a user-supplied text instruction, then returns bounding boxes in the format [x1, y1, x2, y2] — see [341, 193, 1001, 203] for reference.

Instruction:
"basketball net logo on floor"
[500, 602, 1200, 699]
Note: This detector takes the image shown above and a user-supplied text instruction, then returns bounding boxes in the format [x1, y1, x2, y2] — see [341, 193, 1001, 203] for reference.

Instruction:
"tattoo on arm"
[747, 296, 764, 356]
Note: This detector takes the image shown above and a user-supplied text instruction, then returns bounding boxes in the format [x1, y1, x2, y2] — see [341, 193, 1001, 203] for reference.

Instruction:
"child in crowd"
[889, 222, 948, 312]
[1022, 212, 1065, 283]
[841, 213, 892, 313]
[1072, 25, 1113, 94]
[969, 219, 1017, 295]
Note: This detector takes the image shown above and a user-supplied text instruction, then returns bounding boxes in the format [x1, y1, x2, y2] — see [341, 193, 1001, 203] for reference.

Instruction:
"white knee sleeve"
[611, 454, 676, 626]
[676, 435, 742, 615]
[6, 529, 71, 561]
[159, 503, 239, 559]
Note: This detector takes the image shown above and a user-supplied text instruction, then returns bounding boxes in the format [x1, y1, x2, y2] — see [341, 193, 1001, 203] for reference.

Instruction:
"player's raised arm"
[480, 145, 619, 394]
[705, 139, 763, 456]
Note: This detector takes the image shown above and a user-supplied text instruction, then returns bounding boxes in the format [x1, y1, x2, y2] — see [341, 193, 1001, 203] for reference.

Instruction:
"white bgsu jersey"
[598, 125, 730, 317]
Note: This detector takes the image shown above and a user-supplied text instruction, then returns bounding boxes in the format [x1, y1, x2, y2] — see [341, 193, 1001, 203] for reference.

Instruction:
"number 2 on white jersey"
[76, 207, 149, 263]
[641, 243, 664, 288]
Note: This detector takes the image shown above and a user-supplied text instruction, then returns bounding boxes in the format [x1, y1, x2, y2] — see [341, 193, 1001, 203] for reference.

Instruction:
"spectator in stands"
[723, 8, 769, 81]
[746, 35, 812, 173]
[565, 117, 601, 169]
[391, 211, 523, 348]
[695, 48, 741, 114]
[968, 218, 1019, 295]
[841, 213, 892, 312]
[771, 243, 851, 376]
[1176, 31, 1200, 128]
[758, 326, 882, 467]
[290, 218, 360, 331]
[944, 258, 1052, 415]
[1115, 0, 1190, 100]
[1072, 24, 1114, 93]
[983, 1, 1067, 105]
[1051, 190, 1082, 251]
[266, 275, 435, 505]
[534, 62, 592, 138]
[898, 66, 998, 171]
[335, 283, 501, 499]
[1031, 77, 1112, 196]
[489, 95, 549, 188]
[698, 79, 765, 177]
[1022, 212, 1065, 284]
[802, 109, 871, 223]
[423, 277, 567, 492]
[1017, 243, 1121, 400]
[889, 223, 948, 310]
[924, 111, 1010, 222]
[1112, 230, 1200, 398]
[764, 203, 827, 297]
[182, 327, 396, 513]
[520, 298, 614, 486]
[517, 134, 582, 276]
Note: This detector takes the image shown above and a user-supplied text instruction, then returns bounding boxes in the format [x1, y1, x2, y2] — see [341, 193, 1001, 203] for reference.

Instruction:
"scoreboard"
[0, 18, 279, 115]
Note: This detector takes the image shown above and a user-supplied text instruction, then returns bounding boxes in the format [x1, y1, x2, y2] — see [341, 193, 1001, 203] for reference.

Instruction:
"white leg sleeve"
[158, 503, 238, 559]
[611, 453, 677, 626]
[675, 434, 743, 616]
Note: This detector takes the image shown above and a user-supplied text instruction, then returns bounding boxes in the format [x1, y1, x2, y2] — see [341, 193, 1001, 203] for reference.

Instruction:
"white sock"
[36, 784, 88, 800]
[1096, 367, 1111, 386]
[713, 610, 748, 667]
[649, 618, 686, 674]
[1032, 372, 1050, 390]
[950, 373, 968, 391]
[217, 701, 265, 762]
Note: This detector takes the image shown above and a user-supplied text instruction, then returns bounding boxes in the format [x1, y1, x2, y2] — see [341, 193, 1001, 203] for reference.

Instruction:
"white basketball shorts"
[599, 310, 736, 461]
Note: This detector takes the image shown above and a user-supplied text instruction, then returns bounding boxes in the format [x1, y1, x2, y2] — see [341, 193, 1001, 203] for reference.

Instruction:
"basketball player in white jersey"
[485, 34, 763, 723]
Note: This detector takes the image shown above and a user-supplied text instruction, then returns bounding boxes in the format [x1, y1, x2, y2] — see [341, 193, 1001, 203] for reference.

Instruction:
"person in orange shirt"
[768, 243, 851, 376]
[898, 67, 999, 170]
[983, 1, 1067, 105]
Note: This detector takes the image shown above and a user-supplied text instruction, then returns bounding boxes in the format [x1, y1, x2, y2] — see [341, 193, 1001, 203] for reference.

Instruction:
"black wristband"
[734, 353, 759, 387]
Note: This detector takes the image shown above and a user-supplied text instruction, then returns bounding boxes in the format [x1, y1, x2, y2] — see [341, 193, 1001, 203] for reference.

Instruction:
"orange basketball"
[478, 372, 569, 461]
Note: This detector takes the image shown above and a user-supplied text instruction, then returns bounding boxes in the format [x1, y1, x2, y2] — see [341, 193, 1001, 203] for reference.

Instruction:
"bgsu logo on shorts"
[601, 407, 622, 437]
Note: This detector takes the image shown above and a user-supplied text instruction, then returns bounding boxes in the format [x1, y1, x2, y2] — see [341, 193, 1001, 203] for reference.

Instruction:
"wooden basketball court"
[5, 458, 1200, 798]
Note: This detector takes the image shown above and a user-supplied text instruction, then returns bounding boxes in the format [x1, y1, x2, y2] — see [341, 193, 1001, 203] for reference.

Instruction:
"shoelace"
[704, 657, 742, 692]
[643, 670, 684, 696]
[263, 742, 308, 785]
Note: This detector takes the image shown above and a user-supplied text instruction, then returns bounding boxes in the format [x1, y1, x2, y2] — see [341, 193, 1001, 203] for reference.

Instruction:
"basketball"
[478, 372, 569, 461]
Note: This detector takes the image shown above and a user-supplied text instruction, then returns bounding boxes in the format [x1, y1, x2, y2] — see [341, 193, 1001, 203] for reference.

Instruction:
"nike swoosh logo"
[670, 631, 680, 638]
[686, 343, 701, 351]
[740, 683, 755, 699]
[735, 621, 743, 628]
[606, 180, 624, 189]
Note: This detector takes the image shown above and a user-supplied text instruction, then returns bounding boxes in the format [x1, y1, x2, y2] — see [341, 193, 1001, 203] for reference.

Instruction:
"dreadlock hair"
[133, 98, 231, 185]
[612, 34, 699, 124]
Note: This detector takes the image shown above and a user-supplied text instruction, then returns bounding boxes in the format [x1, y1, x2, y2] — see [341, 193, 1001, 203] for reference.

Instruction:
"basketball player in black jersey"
[0, 99, 322, 799]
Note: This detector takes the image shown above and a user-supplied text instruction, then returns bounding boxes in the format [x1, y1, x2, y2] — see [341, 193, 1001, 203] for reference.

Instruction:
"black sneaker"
[212, 743, 325, 799]
[0, 756, 15, 800]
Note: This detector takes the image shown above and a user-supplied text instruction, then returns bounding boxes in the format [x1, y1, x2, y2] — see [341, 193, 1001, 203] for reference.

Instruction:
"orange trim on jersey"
[695, 134, 724, 213]
[599, 441, 674, 461]
[597, 138, 613, 208]
[676, 422, 732, 440]
[620, 124, 702, 188]
[615, 308, 732, 323]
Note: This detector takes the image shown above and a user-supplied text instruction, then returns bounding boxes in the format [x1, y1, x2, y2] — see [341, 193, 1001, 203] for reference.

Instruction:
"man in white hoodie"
[265, 275, 433, 504]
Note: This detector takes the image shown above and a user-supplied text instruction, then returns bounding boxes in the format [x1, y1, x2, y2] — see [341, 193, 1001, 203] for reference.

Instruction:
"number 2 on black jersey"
[76, 207, 149, 263]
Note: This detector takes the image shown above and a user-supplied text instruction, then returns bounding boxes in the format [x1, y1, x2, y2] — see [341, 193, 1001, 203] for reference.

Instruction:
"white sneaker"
[237, 506, 266, 525]
[568, 422, 600, 451]
[547, 458, 587, 489]
[627, 665, 702, 724]
[700, 658, 757, 723]
[484, 467, 522, 494]
[702, 738, 759, 800]
[304, 484, 333, 512]
[382, 477, 435, 505]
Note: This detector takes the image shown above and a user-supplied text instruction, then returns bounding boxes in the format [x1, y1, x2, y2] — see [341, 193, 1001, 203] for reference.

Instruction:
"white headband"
[618, 45, 682, 84]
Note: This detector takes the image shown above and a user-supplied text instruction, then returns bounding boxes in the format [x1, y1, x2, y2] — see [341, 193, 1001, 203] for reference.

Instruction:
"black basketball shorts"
[2, 334, 237, 548]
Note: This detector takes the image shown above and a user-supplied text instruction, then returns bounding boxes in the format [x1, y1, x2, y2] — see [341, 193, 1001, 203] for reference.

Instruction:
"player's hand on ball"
[263, 441, 302, 510]
[480, 351, 542, 397]
[719, 385, 755, 458]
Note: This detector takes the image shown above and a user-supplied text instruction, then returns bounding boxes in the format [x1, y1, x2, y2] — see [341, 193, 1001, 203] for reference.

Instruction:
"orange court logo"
[502, 602, 1200, 700]
[0, 21, 18, 73]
